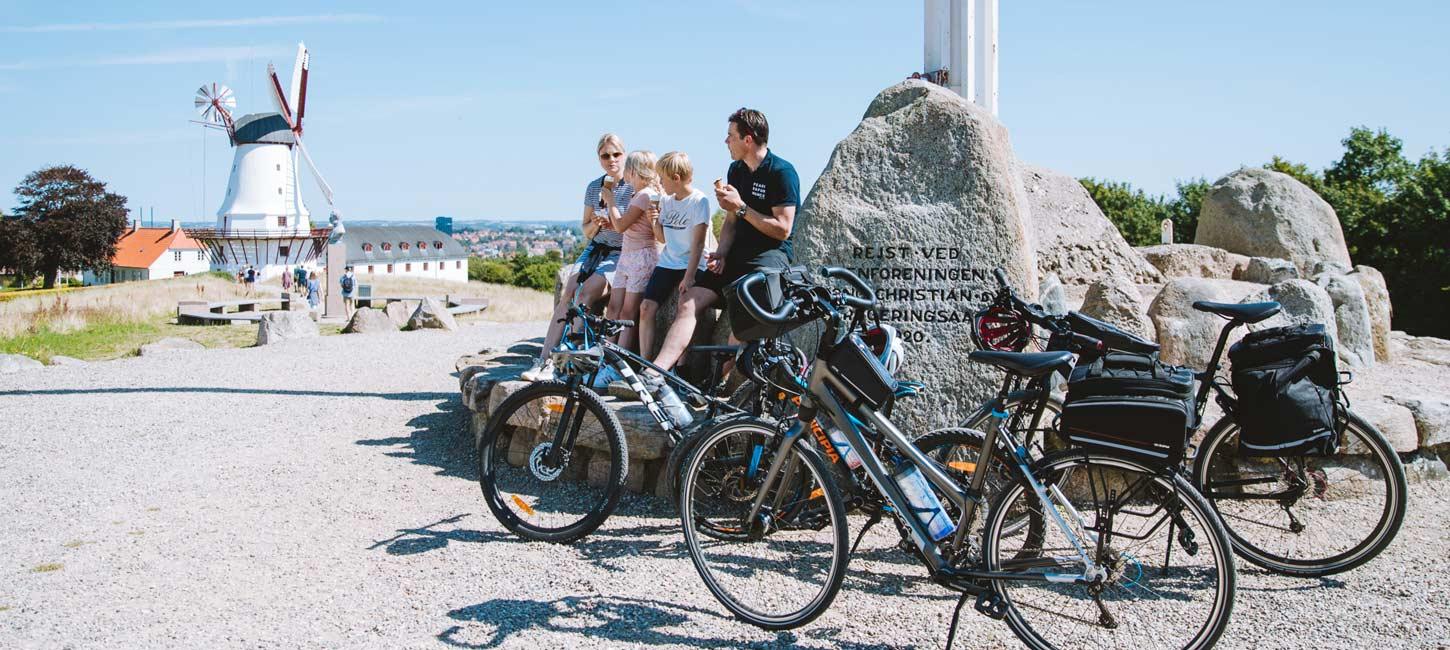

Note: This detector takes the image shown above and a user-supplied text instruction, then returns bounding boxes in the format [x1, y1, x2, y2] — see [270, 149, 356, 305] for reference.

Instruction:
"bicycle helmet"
[972, 304, 1031, 352]
[861, 324, 906, 375]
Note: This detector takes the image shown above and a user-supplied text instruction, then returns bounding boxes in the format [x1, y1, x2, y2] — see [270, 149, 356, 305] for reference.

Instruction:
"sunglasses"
[599, 152, 624, 160]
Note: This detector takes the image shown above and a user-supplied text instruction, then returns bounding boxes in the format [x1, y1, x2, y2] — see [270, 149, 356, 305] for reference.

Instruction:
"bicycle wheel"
[1192, 410, 1407, 577]
[477, 380, 627, 543]
[984, 450, 1235, 650]
[679, 417, 849, 630]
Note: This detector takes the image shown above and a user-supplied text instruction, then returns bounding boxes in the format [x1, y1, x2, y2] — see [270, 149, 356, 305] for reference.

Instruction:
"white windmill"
[188, 42, 342, 280]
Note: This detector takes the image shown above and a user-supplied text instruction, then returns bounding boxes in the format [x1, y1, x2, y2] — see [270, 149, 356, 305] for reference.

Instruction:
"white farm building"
[338, 225, 468, 283]
[83, 220, 210, 285]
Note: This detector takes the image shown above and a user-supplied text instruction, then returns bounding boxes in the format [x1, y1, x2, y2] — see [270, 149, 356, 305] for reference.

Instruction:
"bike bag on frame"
[824, 332, 900, 410]
[723, 265, 813, 341]
[1059, 351, 1195, 465]
[1227, 324, 1341, 456]
[1062, 311, 1160, 357]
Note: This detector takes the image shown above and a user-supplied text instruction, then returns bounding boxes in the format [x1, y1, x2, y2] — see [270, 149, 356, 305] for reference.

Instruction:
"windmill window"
[277, 216, 288, 227]
[279, 245, 291, 257]
[277, 187, 283, 195]
[275, 164, 281, 171]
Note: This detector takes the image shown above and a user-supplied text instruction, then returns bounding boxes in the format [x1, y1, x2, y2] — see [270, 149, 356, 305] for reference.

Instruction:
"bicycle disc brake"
[528, 443, 566, 482]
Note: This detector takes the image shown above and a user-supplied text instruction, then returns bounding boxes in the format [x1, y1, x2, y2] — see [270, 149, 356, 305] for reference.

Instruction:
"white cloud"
[1, 45, 291, 70]
[0, 14, 382, 33]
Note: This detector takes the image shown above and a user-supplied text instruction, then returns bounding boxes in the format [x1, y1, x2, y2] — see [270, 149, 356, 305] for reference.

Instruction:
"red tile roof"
[111, 227, 202, 269]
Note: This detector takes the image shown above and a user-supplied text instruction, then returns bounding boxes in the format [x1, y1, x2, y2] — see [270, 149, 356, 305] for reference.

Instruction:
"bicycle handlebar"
[736, 273, 799, 325]
[822, 266, 876, 310]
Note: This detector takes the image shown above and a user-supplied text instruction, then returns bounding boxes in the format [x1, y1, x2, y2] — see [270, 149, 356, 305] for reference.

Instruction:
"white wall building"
[84, 220, 210, 285]
[338, 225, 469, 283]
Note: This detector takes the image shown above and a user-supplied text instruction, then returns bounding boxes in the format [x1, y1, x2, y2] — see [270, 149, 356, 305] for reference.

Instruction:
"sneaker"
[606, 380, 638, 401]
[590, 365, 621, 389]
[520, 358, 554, 382]
[641, 369, 667, 393]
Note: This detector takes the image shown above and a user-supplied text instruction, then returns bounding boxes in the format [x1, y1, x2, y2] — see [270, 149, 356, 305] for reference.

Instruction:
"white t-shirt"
[656, 188, 713, 270]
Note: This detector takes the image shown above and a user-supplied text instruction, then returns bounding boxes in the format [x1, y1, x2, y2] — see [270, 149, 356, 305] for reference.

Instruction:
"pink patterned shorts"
[614, 245, 660, 294]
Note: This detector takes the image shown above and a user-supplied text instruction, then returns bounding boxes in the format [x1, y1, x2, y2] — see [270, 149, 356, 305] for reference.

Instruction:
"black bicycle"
[678, 267, 1236, 648]
[942, 271, 1407, 577]
[476, 296, 764, 543]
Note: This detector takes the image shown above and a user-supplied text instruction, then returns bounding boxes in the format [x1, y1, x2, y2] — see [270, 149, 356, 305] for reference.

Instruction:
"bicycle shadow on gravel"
[1238, 574, 1346, 592]
[367, 514, 517, 556]
[355, 396, 477, 481]
[438, 594, 912, 649]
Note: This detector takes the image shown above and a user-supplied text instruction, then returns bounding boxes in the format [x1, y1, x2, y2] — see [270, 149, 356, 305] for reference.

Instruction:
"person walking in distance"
[648, 108, 799, 378]
[340, 266, 357, 317]
[281, 265, 293, 293]
[306, 271, 321, 310]
[522, 133, 636, 381]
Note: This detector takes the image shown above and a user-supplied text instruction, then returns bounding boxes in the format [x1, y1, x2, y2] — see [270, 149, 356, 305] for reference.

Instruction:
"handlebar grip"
[993, 267, 1009, 288]
[821, 266, 877, 307]
[736, 272, 798, 324]
[1070, 332, 1105, 354]
[1275, 349, 1322, 392]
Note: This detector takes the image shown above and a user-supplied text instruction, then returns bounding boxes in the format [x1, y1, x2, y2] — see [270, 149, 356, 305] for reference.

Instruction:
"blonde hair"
[596, 133, 624, 154]
[655, 151, 693, 182]
[624, 150, 661, 192]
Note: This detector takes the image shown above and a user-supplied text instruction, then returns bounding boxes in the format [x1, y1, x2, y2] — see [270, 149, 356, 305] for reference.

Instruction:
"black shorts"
[696, 248, 791, 296]
[642, 267, 687, 304]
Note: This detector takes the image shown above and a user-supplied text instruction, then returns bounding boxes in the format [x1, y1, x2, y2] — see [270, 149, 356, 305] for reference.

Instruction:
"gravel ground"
[1, 322, 1447, 649]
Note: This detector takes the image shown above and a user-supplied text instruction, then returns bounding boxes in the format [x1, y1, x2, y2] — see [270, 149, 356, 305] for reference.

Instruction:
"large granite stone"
[1315, 272, 1376, 367]
[0, 353, 44, 373]
[256, 311, 319, 345]
[1242, 257, 1299, 285]
[1080, 275, 1154, 340]
[342, 307, 397, 334]
[1242, 279, 1339, 342]
[384, 302, 412, 328]
[406, 297, 458, 331]
[1146, 278, 1261, 368]
[1137, 243, 1250, 280]
[792, 80, 1038, 431]
[1350, 265, 1393, 362]
[1196, 168, 1352, 275]
[1021, 164, 1161, 286]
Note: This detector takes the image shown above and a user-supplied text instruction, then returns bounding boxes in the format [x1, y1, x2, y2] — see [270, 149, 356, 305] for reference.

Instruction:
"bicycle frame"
[739, 356, 1104, 586]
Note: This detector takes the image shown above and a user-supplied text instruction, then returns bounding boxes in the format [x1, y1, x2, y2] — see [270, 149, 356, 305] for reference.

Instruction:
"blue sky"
[2, 1, 1447, 223]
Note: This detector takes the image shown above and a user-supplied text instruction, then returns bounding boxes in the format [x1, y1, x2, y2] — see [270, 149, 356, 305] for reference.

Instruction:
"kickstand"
[849, 509, 882, 556]
[1162, 517, 1175, 576]
[945, 591, 971, 649]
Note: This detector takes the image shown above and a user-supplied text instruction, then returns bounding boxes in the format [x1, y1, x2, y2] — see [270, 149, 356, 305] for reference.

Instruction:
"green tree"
[0, 215, 41, 287]
[517, 261, 558, 292]
[1078, 178, 1168, 246]
[10, 165, 130, 288]
[468, 257, 515, 284]
[1165, 178, 1209, 243]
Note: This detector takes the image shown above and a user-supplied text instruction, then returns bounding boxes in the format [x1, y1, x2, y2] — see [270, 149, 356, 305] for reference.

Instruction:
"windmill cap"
[232, 113, 295, 145]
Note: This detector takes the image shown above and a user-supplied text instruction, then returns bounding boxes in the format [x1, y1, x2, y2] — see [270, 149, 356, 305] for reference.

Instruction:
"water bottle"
[822, 423, 863, 470]
[893, 462, 956, 542]
[652, 383, 694, 428]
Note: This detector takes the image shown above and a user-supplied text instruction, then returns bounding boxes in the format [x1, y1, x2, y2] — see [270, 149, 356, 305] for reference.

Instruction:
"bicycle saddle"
[968, 350, 1074, 378]
[1191, 301, 1281, 323]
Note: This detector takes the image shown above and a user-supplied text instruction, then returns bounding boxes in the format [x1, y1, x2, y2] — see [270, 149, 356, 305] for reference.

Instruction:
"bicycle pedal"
[974, 590, 1008, 620]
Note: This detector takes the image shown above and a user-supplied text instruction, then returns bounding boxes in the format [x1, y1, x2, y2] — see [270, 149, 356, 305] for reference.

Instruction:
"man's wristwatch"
[734, 206, 748, 219]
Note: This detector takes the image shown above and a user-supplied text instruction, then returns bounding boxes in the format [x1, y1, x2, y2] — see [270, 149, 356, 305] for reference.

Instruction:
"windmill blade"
[289, 43, 308, 131]
[295, 52, 309, 134]
[266, 63, 295, 126]
[293, 135, 335, 208]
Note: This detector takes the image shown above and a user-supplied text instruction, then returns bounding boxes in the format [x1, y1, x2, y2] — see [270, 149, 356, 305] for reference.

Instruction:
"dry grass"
[353, 274, 551, 322]
[0, 275, 256, 340]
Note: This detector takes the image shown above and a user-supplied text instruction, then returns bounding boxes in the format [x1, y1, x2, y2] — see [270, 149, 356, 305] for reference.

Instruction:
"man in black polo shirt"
[648, 107, 799, 376]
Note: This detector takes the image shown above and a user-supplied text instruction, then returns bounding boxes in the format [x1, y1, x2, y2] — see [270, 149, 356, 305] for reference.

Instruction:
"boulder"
[1393, 397, 1450, 449]
[384, 302, 412, 328]
[1313, 260, 1352, 276]
[1021, 164, 1162, 285]
[0, 353, 44, 373]
[138, 337, 204, 356]
[1242, 279, 1339, 341]
[1079, 276, 1154, 341]
[1314, 273, 1376, 367]
[255, 311, 320, 345]
[48, 355, 88, 367]
[1195, 168, 1351, 275]
[792, 80, 1038, 431]
[1146, 278, 1261, 368]
[1242, 257, 1299, 285]
[406, 297, 459, 331]
[1136, 244, 1250, 280]
[1039, 273, 1067, 316]
[1345, 398, 1418, 453]
[1350, 265, 1393, 362]
[342, 307, 397, 334]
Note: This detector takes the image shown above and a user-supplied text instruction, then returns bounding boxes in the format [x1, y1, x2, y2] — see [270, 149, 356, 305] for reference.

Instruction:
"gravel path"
[1, 323, 1447, 649]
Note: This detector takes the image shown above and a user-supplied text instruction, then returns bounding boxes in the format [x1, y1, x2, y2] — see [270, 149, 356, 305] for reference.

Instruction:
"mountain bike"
[477, 296, 762, 543]
[678, 267, 1236, 648]
[940, 271, 1406, 577]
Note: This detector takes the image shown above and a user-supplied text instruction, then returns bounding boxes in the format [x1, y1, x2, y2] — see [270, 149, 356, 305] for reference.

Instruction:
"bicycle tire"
[1191, 409, 1407, 577]
[985, 450, 1235, 650]
[679, 417, 850, 630]
[477, 380, 628, 543]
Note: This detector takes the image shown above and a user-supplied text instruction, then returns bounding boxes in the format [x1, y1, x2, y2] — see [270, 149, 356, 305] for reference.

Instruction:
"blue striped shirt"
[583, 176, 634, 248]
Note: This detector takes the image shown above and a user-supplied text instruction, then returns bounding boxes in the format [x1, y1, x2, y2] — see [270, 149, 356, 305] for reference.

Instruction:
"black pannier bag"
[825, 332, 899, 409]
[1228, 324, 1340, 456]
[722, 266, 812, 341]
[1060, 351, 1196, 465]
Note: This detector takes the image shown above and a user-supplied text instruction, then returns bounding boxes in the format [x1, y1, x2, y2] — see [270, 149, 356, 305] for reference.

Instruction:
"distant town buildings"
[83, 220, 208, 285]
[451, 222, 579, 259]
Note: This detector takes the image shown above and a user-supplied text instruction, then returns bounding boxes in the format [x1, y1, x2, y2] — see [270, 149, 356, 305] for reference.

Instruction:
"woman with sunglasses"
[524, 133, 636, 381]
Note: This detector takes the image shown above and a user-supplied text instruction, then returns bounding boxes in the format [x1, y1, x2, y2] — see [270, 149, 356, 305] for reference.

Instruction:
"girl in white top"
[608, 151, 664, 352]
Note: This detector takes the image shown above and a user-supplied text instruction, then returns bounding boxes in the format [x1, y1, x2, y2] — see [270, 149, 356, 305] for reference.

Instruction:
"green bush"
[468, 257, 515, 284]
[1078, 178, 1206, 246]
